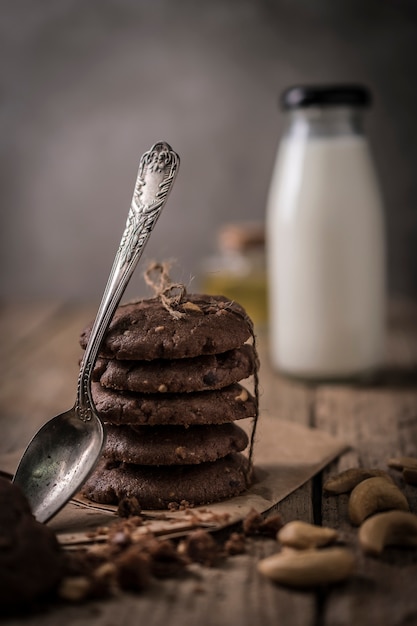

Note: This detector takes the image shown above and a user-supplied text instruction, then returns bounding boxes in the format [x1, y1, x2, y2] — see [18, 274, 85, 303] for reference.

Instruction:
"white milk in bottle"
[266, 85, 386, 380]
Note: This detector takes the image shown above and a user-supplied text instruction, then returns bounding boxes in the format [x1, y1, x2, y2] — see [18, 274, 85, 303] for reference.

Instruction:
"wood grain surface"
[0, 300, 416, 626]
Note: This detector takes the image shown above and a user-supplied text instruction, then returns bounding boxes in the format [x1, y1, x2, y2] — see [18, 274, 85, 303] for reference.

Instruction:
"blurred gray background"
[1, 0, 416, 301]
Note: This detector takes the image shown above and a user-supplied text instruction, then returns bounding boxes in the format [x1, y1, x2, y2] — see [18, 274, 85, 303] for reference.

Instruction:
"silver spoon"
[13, 141, 180, 523]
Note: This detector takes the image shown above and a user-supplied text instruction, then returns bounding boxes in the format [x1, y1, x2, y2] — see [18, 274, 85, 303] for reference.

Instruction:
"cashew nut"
[359, 510, 417, 555]
[387, 456, 417, 471]
[277, 521, 338, 549]
[348, 477, 409, 525]
[323, 468, 393, 495]
[258, 548, 355, 588]
[386, 457, 417, 486]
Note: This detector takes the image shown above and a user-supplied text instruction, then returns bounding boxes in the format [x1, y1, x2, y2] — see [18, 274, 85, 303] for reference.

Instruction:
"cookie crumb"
[109, 530, 131, 548]
[168, 499, 194, 511]
[114, 547, 151, 591]
[145, 539, 188, 578]
[224, 532, 246, 555]
[243, 509, 283, 537]
[117, 495, 142, 518]
[179, 530, 222, 567]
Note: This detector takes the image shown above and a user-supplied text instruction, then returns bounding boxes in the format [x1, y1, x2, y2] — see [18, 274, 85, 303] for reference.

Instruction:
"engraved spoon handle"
[76, 141, 180, 420]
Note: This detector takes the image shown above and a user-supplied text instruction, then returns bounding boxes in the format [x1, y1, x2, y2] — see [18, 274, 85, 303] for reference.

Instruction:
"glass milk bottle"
[266, 85, 386, 380]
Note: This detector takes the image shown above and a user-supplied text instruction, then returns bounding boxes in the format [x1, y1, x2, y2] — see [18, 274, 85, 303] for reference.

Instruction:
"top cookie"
[80, 294, 253, 360]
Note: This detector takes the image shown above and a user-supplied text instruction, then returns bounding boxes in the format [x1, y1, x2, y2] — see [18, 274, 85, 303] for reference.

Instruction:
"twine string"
[144, 262, 187, 320]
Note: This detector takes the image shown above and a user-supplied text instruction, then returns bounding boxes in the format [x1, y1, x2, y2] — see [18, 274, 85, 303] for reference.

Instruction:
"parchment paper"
[0, 416, 347, 546]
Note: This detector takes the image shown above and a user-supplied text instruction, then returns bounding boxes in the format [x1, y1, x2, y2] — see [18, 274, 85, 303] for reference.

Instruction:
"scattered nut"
[386, 457, 417, 486]
[234, 388, 249, 402]
[258, 547, 355, 588]
[358, 510, 417, 556]
[93, 562, 117, 583]
[158, 384, 168, 393]
[58, 576, 92, 602]
[387, 456, 417, 471]
[277, 521, 338, 550]
[175, 446, 188, 460]
[348, 477, 409, 525]
[323, 468, 393, 495]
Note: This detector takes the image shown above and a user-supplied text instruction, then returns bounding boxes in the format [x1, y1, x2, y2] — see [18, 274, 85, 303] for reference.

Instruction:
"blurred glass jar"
[266, 85, 386, 380]
[201, 223, 267, 326]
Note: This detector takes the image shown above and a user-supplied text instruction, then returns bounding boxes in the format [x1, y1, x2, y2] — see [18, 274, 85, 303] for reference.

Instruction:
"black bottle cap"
[281, 85, 372, 110]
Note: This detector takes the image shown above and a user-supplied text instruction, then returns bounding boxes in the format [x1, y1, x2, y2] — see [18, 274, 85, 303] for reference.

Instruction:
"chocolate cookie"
[0, 478, 63, 611]
[81, 453, 250, 509]
[91, 382, 256, 425]
[103, 423, 249, 465]
[80, 294, 253, 360]
[92, 344, 256, 394]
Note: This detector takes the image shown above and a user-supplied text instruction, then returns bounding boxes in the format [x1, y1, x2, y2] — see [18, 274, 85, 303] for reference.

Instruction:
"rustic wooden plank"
[324, 559, 417, 626]
[276, 481, 314, 524]
[0, 301, 62, 361]
[0, 304, 96, 452]
[315, 388, 417, 624]
[317, 388, 417, 465]
[257, 331, 315, 427]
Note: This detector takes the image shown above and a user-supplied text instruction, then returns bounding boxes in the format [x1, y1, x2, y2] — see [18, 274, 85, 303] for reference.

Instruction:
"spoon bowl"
[13, 141, 180, 522]
[14, 409, 104, 523]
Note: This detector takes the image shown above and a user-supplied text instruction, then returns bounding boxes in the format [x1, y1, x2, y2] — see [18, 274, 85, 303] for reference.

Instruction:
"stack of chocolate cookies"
[79, 294, 259, 510]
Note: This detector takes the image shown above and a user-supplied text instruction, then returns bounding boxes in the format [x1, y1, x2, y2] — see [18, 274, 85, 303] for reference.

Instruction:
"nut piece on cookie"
[80, 294, 253, 360]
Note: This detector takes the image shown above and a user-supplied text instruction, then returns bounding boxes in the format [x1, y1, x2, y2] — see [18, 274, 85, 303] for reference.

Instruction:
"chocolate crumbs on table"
[117, 495, 142, 518]
[178, 530, 222, 567]
[224, 532, 247, 556]
[242, 508, 283, 537]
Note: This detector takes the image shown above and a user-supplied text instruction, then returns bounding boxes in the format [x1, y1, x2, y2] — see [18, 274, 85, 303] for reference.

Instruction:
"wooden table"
[1, 300, 417, 626]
